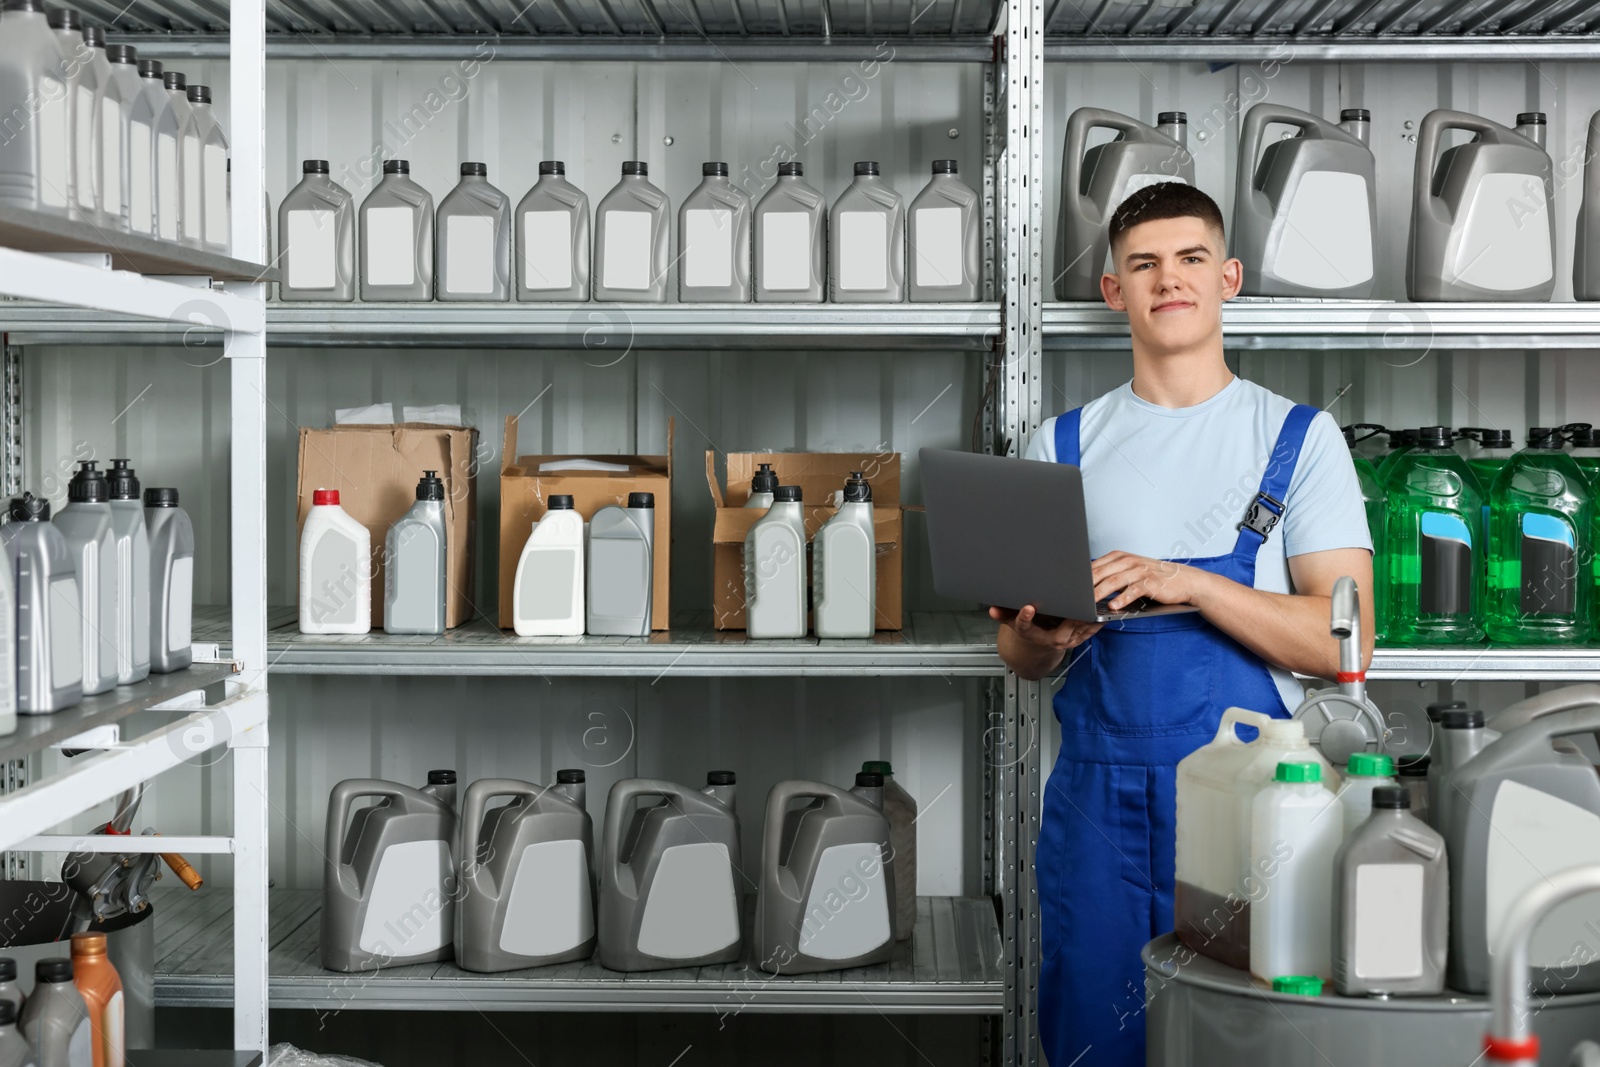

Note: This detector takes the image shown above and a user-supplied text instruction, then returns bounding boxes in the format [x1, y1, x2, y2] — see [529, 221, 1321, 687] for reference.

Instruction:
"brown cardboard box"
[498, 416, 673, 631]
[295, 424, 480, 630]
[708, 451, 904, 631]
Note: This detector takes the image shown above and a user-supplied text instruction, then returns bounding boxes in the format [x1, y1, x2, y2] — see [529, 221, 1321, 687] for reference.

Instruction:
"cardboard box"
[708, 451, 904, 631]
[295, 424, 480, 630]
[498, 416, 673, 631]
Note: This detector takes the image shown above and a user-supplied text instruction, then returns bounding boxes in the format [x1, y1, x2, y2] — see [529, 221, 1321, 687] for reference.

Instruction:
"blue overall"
[1036, 402, 1318, 1067]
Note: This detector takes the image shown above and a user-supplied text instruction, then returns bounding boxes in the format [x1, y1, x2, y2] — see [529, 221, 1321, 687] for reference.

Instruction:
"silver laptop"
[920, 448, 1199, 624]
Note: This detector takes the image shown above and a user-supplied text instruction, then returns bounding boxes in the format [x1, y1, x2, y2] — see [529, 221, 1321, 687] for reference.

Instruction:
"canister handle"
[459, 778, 543, 899]
[1213, 707, 1274, 745]
[324, 780, 407, 901]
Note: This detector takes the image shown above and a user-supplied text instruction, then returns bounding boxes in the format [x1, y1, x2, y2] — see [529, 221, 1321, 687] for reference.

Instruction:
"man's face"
[1099, 215, 1242, 355]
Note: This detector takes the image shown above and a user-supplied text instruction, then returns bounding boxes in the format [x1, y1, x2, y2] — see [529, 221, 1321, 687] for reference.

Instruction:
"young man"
[993, 183, 1375, 1067]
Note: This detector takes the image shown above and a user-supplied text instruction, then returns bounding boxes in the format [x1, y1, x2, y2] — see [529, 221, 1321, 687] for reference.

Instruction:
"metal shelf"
[126, 1054, 263, 1067]
[0, 205, 273, 283]
[1044, 301, 1600, 351]
[1371, 647, 1600, 681]
[153, 888, 1004, 1013]
[196, 607, 1004, 677]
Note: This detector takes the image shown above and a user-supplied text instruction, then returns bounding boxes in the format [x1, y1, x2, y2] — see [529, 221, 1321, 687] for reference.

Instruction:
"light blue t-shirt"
[1025, 376, 1372, 710]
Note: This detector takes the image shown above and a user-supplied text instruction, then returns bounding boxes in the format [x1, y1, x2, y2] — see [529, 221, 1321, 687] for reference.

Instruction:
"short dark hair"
[1107, 182, 1227, 262]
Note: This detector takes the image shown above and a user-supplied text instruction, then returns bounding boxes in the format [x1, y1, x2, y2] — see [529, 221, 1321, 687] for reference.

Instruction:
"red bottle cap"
[313, 488, 340, 506]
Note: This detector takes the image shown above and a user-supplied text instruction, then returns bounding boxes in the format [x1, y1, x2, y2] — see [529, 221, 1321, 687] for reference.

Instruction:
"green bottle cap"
[862, 760, 893, 776]
[1275, 761, 1322, 783]
[1272, 975, 1324, 996]
[1346, 753, 1395, 778]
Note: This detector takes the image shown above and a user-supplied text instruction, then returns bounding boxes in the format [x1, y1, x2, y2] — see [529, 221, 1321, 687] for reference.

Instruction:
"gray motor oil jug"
[384, 471, 446, 635]
[1444, 703, 1600, 994]
[1574, 110, 1600, 300]
[599, 774, 742, 972]
[678, 162, 752, 302]
[1332, 785, 1448, 997]
[829, 162, 905, 303]
[1055, 108, 1194, 300]
[278, 160, 356, 301]
[744, 463, 777, 509]
[19, 959, 88, 1067]
[105, 460, 149, 686]
[813, 474, 875, 639]
[46, 9, 91, 221]
[53, 463, 116, 697]
[0, 1001, 27, 1067]
[862, 760, 916, 942]
[436, 162, 511, 301]
[744, 485, 807, 639]
[907, 160, 981, 302]
[360, 161, 433, 301]
[1407, 110, 1555, 302]
[160, 71, 199, 247]
[2, 495, 81, 712]
[0, 0, 71, 215]
[1233, 105, 1377, 298]
[754, 162, 826, 302]
[457, 770, 597, 973]
[143, 487, 193, 674]
[1429, 707, 1496, 849]
[753, 771, 896, 975]
[184, 84, 228, 254]
[0, 958, 21, 1015]
[126, 56, 168, 237]
[321, 770, 458, 972]
[586, 492, 653, 637]
[80, 29, 124, 231]
[516, 161, 589, 300]
[594, 161, 671, 302]
[102, 45, 140, 233]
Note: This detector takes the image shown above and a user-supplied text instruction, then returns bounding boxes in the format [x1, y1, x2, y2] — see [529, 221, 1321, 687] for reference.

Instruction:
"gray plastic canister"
[0, 1002, 27, 1067]
[754, 163, 826, 302]
[0, 0, 71, 215]
[753, 773, 896, 974]
[18, 960, 88, 1067]
[744, 486, 807, 639]
[183, 84, 228, 254]
[586, 492, 653, 637]
[594, 161, 671, 302]
[384, 471, 447, 635]
[516, 161, 590, 300]
[81, 29, 125, 231]
[160, 70, 199, 247]
[599, 775, 742, 972]
[907, 160, 981, 302]
[47, 8, 93, 221]
[812, 477, 875, 639]
[2, 495, 81, 712]
[143, 488, 193, 674]
[106, 460, 149, 686]
[456, 771, 596, 973]
[102, 45, 141, 233]
[678, 162, 752, 302]
[829, 162, 905, 303]
[359, 160, 434, 301]
[436, 162, 511, 301]
[321, 771, 458, 972]
[53, 463, 116, 697]
[1574, 111, 1600, 301]
[125, 58, 170, 238]
[278, 160, 356, 301]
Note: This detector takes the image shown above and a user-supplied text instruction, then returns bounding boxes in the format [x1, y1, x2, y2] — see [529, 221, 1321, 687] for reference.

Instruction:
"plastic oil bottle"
[54, 462, 117, 697]
[298, 488, 371, 635]
[516, 161, 589, 300]
[1249, 761, 1342, 985]
[744, 463, 777, 508]
[587, 492, 654, 637]
[1570, 426, 1600, 481]
[105, 460, 149, 686]
[143, 487, 193, 673]
[1338, 752, 1396, 838]
[80, 27, 124, 231]
[745, 485, 807, 638]
[160, 70, 199, 247]
[754, 161, 826, 302]
[384, 471, 446, 635]
[907, 160, 981, 302]
[183, 84, 228, 254]
[103, 44, 141, 232]
[829, 162, 905, 302]
[278, 160, 356, 301]
[813, 473, 875, 638]
[0, 1001, 27, 1067]
[594, 161, 670, 302]
[512, 495, 584, 637]
[437, 162, 511, 301]
[0, 0, 71, 215]
[1459, 427, 1517, 490]
[678, 162, 752, 302]
[0, 957, 22, 1016]
[69, 932, 121, 1067]
[358, 160, 433, 301]
[1485, 427, 1590, 644]
[1576, 109, 1600, 300]
[862, 760, 917, 942]
[3, 494, 81, 712]
[1382, 425, 1485, 645]
[1429, 707, 1494, 849]
[19, 958, 90, 1067]
[128, 58, 171, 238]
[47, 8, 93, 222]
[1376, 428, 1420, 484]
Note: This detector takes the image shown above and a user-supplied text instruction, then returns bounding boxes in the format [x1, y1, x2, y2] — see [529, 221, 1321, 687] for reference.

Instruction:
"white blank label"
[1278, 171, 1374, 289]
[101, 102, 122, 216]
[684, 208, 733, 288]
[1352, 864, 1425, 979]
[602, 210, 652, 291]
[499, 839, 594, 956]
[204, 144, 227, 248]
[839, 211, 888, 291]
[524, 211, 573, 290]
[50, 577, 80, 690]
[128, 120, 151, 232]
[183, 133, 201, 232]
[637, 842, 739, 959]
[168, 557, 193, 652]
[366, 207, 416, 287]
[914, 206, 963, 287]
[445, 215, 495, 294]
[357, 839, 452, 954]
[157, 132, 178, 238]
[1456, 172, 1555, 291]
[75, 85, 94, 208]
[799, 842, 891, 959]
[762, 213, 811, 291]
[39, 90, 67, 207]
[286, 209, 337, 290]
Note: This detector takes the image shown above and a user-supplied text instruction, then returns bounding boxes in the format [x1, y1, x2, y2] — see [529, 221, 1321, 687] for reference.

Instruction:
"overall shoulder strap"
[1233, 403, 1319, 556]
[1054, 408, 1083, 467]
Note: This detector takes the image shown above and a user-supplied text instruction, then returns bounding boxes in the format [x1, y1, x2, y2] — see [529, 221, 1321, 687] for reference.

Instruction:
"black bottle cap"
[303, 159, 329, 174]
[1397, 755, 1431, 777]
[1341, 108, 1371, 122]
[622, 161, 647, 176]
[460, 161, 486, 177]
[106, 44, 136, 63]
[1425, 700, 1467, 722]
[1574, 428, 1600, 448]
[162, 71, 187, 91]
[47, 7, 80, 28]
[932, 159, 958, 174]
[1528, 426, 1563, 449]
[143, 487, 179, 508]
[778, 162, 803, 177]
[1372, 784, 1409, 810]
[751, 463, 778, 494]
[186, 84, 211, 104]
[539, 161, 565, 175]
[107, 459, 140, 500]
[707, 770, 736, 785]
[1418, 425, 1454, 449]
[856, 771, 885, 787]
[416, 470, 444, 501]
[35, 958, 72, 983]
[1518, 112, 1547, 125]
[548, 495, 574, 510]
[844, 482, 871, 503]
[1440, 709, 1486, 729]
[383, 159, 409, 175]
[82, 25, 104, 46]
[627, 492, 654, 509]
[1391, 428, 1419, 446]
[556, 769, 585, 784]
[137, 58, 163, 78]
[1482, 428, 1513, 448]
[0, 0, 44, 12]
[427, 769, 456, 785]
[9, 493, 49, 521]
[68, 461, 108, 504]
[854, 161, 880, 176]
[703, 162, 729, 176]
[774, 486, 802, 503]
[0, 957, 15, 981]
[1157, 111, 1188, 124]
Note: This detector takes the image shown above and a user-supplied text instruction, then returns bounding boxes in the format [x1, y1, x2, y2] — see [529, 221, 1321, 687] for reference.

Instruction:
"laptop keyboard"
[1097, 596, 1156, 615]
